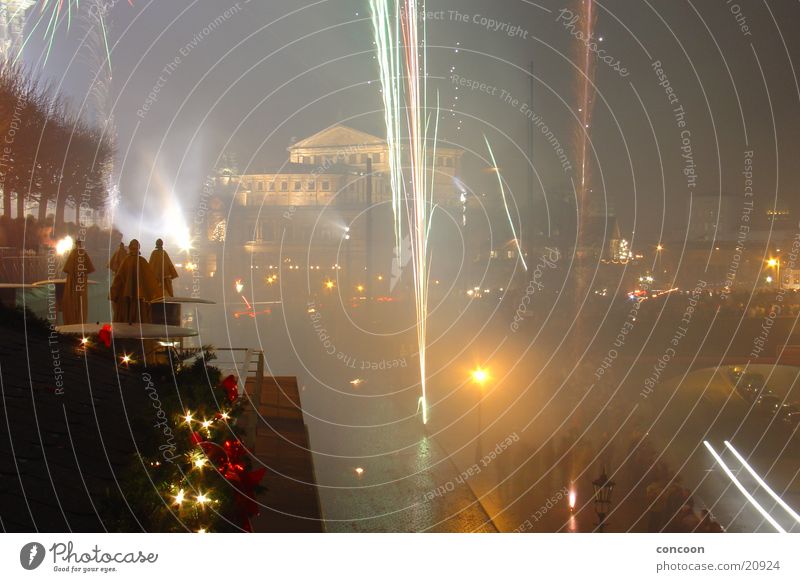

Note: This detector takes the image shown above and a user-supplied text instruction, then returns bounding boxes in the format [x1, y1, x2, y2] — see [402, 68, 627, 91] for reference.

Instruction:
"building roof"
[289, 125, 386, 151]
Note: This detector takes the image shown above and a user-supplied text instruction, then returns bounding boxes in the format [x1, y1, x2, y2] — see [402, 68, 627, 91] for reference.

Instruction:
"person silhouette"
[149, 238, 179, 298]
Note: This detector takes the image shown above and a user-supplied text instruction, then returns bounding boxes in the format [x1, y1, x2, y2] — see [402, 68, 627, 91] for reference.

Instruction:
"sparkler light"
[55, 235, 74, 255]
[370, 0, 438, 424]
[18, 0, 134, 65]
[703, 441, 786, 533]
[724, 441, 800, 525]
[484, 136, 527, 271]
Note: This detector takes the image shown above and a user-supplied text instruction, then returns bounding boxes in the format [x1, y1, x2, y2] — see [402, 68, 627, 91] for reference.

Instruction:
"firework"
[370, 0, 437, 424]
[16, 0, 133, 65]
[484, 136, 528, 272]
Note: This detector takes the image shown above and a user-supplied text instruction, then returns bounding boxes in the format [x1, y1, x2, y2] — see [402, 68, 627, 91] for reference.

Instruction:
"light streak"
[370, 0, 437, 424]
[703, 441, 786, 532]
[19, 1, 134, 65]
[724, 441, 800, 525]
[484, 136, 527, 271]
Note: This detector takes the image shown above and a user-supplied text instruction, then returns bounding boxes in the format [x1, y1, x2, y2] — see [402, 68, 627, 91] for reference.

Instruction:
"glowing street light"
[471, 367, 489, 386]
[471, 367, 490, 463]
[766, 257, 780, 288]
[324, 280, 335, 290]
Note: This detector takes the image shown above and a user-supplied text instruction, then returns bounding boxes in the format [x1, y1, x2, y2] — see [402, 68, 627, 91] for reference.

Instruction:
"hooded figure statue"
[149, 238, 179, 298]
[61, 239, 96, 324]
[108, 242, 127, 274]
[109, 239, 159, 324]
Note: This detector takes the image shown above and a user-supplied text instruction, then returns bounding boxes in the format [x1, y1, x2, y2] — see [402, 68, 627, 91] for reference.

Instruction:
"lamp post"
[592, 468, 615, 533]
[767, 258, 780, 289]
[656, 243, 664, 275]
[471, 367, 489, 463]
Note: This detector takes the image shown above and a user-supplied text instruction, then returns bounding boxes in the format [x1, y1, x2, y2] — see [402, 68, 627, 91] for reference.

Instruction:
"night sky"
[24, 0, 800, 244]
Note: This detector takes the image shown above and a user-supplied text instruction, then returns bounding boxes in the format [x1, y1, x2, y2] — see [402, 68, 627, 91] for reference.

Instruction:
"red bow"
[98, 324, 112, 348]
[221, 375, 239, 403]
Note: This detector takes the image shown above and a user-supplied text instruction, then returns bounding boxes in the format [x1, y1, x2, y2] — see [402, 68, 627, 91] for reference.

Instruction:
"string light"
[184, 411, 194, 425]
[173, 488, 186, 506]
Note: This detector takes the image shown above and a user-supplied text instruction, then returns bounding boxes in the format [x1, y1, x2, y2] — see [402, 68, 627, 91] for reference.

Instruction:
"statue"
[61, 240, 95, 324]
[109, 239, 159, 324]
[108, 242, 126, 274]
[149, 238, 179, 298]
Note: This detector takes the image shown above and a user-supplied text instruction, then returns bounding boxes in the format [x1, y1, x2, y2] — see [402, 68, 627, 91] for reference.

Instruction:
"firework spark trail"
[484, 136, 528, 272]
[15, 0, 133, 65]
[573, 0, 597, 345]
[370, 0, 437, 424]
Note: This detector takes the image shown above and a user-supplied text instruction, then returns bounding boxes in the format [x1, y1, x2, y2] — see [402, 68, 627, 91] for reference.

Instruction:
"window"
[349, 154, 358, 164]
[361, 154, 370, 163]
[321, 180, 330, 191]
[302, 156, 311, 164]
[280, 182, 288, 192]
[257, 181, 264, 191]
[307, 181, 316, 191]
[374, 153, 382, 163]
[507, 250, 516, 259]
[293, 181, 302, 191]
[268, 182, 275, 192]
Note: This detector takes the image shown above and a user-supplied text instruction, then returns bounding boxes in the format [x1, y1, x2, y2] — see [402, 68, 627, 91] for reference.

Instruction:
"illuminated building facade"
[198, 125, 465, 298]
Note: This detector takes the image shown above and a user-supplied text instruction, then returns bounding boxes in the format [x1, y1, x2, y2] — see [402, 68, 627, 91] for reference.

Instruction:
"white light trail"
[724, 440, 800, 525]
[370, 0, 437, 424]
[703, 441, 786, 533]
[484, 136, 527, 272]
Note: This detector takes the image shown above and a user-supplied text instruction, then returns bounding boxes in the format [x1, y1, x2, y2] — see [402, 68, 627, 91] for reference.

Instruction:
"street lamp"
[471, 367, 489, 463]
[767, 258, 780, 288]
[592, 468, 615, 533]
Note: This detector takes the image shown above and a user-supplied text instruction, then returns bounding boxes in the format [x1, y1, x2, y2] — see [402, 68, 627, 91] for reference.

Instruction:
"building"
[196, 125, 465, 298]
